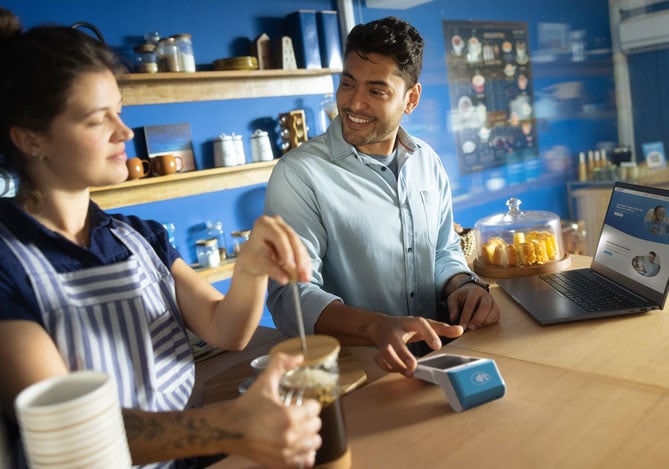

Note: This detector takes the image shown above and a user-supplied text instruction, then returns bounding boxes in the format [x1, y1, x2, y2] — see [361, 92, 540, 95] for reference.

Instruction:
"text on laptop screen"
[594, 186, 669, 295]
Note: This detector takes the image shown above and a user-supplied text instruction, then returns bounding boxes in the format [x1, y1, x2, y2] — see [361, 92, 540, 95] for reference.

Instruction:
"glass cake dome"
[473, 197, 570, 277]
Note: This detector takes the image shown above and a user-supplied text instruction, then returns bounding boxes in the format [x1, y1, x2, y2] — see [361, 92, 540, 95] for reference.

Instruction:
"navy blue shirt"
[0, 199, 181, 325]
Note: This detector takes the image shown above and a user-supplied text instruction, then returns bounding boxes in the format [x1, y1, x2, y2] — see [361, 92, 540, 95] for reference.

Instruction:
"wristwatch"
[456, 273, 489, 292]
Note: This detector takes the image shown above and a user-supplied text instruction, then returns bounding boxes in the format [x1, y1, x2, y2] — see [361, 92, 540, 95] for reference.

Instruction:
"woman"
[0, 9, 320, 469]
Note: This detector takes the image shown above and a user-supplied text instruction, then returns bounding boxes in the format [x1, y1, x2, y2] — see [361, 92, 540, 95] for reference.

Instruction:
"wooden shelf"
[193, 261, 236, 283]
[90, 160, 278, 209]
[118, 69, 340, 105]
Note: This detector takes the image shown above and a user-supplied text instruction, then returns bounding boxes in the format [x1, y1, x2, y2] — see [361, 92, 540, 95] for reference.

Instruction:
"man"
[645, 205, 668, 235]
[640, 251, 660, 277]
[264, 17, 500, 376]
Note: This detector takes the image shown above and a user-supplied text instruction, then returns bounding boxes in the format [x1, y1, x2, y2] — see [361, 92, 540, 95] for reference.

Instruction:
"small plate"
[238, 376, 255, 394]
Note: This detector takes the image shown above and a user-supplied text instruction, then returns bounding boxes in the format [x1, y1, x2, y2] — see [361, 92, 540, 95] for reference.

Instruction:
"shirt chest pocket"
[418, 190, 440, 247]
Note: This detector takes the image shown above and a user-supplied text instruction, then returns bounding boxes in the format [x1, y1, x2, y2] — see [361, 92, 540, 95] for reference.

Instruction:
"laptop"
[497, 182, 669, 325]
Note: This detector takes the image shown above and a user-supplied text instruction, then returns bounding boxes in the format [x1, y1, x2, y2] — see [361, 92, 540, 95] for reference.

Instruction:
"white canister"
[250, 129, 274, 162]
[213, 134, 238, 167]
[232, 133, 246, 165]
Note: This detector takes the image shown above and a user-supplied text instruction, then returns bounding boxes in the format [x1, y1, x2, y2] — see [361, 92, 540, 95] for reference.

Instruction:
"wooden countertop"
[209, 255, 669, 468]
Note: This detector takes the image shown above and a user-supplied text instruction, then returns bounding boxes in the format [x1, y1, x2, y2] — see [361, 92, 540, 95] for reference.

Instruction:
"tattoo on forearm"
[124, 412, 242, 451]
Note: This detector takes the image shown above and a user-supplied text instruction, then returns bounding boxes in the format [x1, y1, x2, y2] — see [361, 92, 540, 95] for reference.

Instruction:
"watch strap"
[457, 274, 489, 292]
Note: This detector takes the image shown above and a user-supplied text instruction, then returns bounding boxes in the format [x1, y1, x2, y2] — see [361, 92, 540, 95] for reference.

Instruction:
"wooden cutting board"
[201, 347, 367, 405]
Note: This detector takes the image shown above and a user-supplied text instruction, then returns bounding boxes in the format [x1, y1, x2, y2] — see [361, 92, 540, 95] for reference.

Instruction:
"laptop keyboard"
[540, 271, 644, 312]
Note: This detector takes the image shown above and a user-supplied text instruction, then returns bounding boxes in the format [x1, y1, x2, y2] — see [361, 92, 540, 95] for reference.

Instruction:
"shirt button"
[407, 247, 413, 253]
[381, 167, 387, 171]
[410, 292, 415, 298]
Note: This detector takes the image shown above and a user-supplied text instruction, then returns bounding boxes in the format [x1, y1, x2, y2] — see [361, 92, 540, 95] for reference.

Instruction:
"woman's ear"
[9, 127, 45, 159]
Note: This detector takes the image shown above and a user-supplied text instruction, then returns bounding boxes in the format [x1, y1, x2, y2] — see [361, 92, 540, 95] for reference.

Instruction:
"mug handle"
[141, 160, 151, 177]
[175, 156, 185, 172]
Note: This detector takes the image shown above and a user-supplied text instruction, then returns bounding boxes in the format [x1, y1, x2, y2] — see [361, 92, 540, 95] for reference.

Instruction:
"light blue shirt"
[264, 116, 471, 336]
[641, 257, 660, 276]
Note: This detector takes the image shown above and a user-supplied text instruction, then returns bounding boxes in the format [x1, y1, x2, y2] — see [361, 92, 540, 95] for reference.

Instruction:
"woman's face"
[32, 70, 134, 192]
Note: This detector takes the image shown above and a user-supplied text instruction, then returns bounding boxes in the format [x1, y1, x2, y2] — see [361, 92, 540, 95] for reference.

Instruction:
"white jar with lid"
[196, 238, 220, 268]
[250, 130, 274, 162]
[171, 33, 196, 72]
[232, 133, 246, 165]
[213, 134, 238, 167]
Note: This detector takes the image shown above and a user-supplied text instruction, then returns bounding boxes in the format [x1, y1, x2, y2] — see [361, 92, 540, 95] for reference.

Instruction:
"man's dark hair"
[344, 16, 424, 89]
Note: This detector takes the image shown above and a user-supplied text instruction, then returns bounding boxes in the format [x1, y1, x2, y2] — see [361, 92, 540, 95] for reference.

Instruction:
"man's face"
[336, 52, 420, 155]
[656, 207, 666, 220]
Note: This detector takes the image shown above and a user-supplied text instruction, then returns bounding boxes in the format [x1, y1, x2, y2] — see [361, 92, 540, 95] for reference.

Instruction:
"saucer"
[238, 377, 255, 394]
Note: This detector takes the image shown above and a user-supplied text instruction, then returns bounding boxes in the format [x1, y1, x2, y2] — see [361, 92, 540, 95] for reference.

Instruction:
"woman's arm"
[173, 215, 312, 350]
[0, 320, 69, 420]
[0, 321, 321, 468]
[124, 353, 321, 468]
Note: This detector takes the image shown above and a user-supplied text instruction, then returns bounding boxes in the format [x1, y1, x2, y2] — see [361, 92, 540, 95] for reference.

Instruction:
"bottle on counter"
[171, 33, 196, 72]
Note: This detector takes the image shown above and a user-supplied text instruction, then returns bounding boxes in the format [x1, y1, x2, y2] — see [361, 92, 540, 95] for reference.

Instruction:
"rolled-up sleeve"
[265, 157, 342, 335]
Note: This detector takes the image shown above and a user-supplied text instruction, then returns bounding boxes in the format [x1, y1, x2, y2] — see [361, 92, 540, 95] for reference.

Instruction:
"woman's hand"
[235, 215, 312, 285]
[226, 352, 322, 468]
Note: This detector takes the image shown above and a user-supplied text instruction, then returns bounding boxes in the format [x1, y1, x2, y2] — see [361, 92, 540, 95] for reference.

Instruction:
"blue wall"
[5, 0, 618, 327]
[357, 0, 617, 226]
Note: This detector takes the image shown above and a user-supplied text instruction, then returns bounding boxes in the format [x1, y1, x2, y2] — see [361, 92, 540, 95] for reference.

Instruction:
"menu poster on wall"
[443, 20, 538, 176]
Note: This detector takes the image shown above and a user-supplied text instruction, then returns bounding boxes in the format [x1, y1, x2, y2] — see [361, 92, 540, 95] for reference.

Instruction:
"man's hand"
[368, 315, 464, 377]
[446, 284, 500, 331]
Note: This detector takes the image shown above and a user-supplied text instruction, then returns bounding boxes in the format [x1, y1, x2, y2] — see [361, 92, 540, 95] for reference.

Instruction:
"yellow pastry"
[507, 244, 519, 266]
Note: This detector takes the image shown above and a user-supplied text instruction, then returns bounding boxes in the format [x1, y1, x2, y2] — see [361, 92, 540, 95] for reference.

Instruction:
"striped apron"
[0, 220, 194, 468]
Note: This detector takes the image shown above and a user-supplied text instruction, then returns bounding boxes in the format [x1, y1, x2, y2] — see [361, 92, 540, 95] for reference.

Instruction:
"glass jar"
[157, 37, 182, 72]
[473, 197, 565, 276]
[270, 335, 350, 468]
[206, 220, 227, 262]
[144, 31, 161, 46]
[171, 33, 196, 72]
[196, 238, 220, 268]
[133, 44, 158, 73]
[231, 230, 251, 257]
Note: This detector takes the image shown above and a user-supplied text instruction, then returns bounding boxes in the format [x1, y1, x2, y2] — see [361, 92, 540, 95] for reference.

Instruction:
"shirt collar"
[326, 115, 421, 162]
[0, 199, 114, 244]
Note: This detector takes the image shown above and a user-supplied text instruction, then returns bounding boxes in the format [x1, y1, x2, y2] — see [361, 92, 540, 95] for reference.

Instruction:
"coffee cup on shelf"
[151, 154, 184, 175]
[125, 157, 151, 180]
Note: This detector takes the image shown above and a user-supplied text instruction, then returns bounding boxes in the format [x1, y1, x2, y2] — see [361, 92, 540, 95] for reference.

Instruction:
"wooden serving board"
[473, 253, 571, 279]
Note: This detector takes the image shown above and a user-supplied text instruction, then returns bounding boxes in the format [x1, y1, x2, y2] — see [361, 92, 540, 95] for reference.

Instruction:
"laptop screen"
[592, 182, 669, 304]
